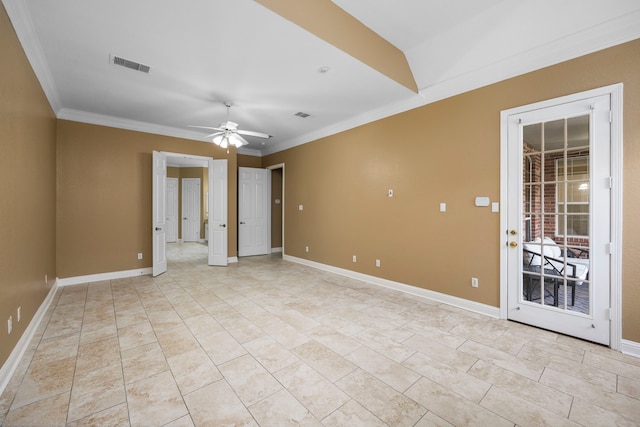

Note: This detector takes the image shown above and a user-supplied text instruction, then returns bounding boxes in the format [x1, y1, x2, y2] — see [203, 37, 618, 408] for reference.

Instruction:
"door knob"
[509, 241, 518, 248]
[240, 221, 245, 224]
[155, 227, 162, 231]
[220, 224, 226, 228]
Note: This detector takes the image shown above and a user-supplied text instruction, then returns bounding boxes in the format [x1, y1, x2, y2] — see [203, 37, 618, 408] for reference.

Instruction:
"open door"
[152, 151, 167, 276]
[208, 158, 228, 266]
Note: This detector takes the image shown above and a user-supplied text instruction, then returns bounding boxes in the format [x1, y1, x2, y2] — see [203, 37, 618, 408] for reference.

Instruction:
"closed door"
[238, 167, 271, 257]
[182, 178, 201, 242]
[152, 151, 167, 276]
[505, 92, 612, 345]
[166, 178, 178, 243]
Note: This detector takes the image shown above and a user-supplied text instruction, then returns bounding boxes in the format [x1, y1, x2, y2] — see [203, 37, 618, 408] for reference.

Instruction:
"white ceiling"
[4, 0, 640, 156]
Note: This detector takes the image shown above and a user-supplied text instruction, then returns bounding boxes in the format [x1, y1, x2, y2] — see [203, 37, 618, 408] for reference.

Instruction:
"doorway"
[500, 85, 623, 347]
[152, 151, 228, 276]
[267, 163, 284, 256]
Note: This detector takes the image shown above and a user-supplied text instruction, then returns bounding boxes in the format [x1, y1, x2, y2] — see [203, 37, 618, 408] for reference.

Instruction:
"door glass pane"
[522, 116, 591, 313]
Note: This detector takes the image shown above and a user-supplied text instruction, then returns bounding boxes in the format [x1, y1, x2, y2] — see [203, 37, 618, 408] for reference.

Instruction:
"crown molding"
[262, 11, 640, 156]
[57, 108, 208, 142]
[415, 9, 640, 105]
[2, 0, 63, 113]
[237, 147, 263, 157]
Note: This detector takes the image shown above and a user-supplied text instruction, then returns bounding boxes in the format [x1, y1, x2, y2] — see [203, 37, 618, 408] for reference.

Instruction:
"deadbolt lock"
[510, 230, 518, 235]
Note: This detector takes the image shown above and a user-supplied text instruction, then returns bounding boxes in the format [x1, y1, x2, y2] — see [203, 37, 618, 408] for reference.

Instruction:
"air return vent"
[294, 112, 310, 118]
[111, 55, 151, 73]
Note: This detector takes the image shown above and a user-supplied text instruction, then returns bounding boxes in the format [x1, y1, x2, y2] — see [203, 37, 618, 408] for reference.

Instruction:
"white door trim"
[499, 83, 623, 349]
[267, 163, 285, 256]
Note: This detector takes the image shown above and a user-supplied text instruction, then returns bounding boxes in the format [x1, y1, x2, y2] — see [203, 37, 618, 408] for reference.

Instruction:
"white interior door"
[504, 93, 612, 345]
[166, 177, 178, 243]
[208, 159, 228, 266]
[152, 151, 167, 276]
[239, 167, 271, 257]
[182, 178, 201, 242]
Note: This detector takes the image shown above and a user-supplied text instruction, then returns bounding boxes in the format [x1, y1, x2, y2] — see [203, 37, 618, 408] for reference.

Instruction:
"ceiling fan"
[189, 102, 271, 149]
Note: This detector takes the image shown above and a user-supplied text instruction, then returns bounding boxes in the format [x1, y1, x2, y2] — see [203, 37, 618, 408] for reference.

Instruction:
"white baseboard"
[0, 279, 59, 396]
[271, 247, 283, 253]
[283, 255, 500, 318]
[57, 268, 152, 287]
[228, 257, 239, 264]
[620, 339, 640, 358]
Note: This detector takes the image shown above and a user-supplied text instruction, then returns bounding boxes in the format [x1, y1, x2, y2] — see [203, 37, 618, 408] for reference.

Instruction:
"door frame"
[499, 84, 623, 349]
[267, 163, 285, 255]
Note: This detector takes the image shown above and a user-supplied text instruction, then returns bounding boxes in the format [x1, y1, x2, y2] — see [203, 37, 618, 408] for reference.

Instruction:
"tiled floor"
[1, 243, 639, 426]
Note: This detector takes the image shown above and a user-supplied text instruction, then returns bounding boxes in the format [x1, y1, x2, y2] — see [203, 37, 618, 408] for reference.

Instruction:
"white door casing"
[209, 159, 228, 266]
[166, 177, 178, 243]
[500, 85, 623, 346]
[239, 167, 271, 257]
[182, 178, 201, 242]
[152, 151, 167, 276]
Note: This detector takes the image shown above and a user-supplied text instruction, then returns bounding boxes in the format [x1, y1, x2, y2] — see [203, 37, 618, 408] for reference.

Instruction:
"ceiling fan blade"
[234, 134, 250, 146]
[188, 125, 224, 132]
[205, 132, 225, 138]
[237, 129, 271, 139]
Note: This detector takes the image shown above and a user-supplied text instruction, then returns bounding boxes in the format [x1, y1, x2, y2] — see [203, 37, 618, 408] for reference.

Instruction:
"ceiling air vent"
[294, 112, 310, 118]
[111, 55, 151, 73]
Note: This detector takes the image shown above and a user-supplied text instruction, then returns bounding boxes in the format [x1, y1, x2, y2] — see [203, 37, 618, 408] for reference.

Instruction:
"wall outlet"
[375, 259, 381, 267]
[388, 189, 394, 197]
[7, 316, 12, 335]
[305, 246, 309, 253]
[471, 277, 479, 288]
[17, 306, 21, 322]
[440, 202, 447, 212]
[352, 255, 357, 263]
[299, 204, 304, 211]
[137, 252, 143, 260]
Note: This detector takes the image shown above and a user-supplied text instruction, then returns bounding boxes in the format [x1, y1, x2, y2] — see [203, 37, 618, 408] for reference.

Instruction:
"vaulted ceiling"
[4, 0, 640, 156]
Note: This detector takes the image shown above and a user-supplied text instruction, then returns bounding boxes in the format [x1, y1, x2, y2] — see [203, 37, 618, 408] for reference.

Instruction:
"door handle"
[183, 218, 187, 220]
[220, 224, 226, 228]
[240, 221, 245, 224]
[509, 241, 518, 248]
[155, 227, 162, 231]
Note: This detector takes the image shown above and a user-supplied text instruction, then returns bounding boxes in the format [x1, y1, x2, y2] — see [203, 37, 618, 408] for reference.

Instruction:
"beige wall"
[56, 121, 237, 277]
[238, 154, 262, 168]
[264, 39, 640, 342]
[0, 5, 57, 366]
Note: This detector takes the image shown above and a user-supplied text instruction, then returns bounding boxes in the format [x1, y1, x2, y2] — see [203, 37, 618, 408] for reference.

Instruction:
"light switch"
[440, 203, 446, 212]
[298, 204, 304, 211]
[492, 202, 500, 212]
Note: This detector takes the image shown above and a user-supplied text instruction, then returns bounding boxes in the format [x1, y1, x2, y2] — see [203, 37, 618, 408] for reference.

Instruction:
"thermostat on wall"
[475, 197, 490, 207]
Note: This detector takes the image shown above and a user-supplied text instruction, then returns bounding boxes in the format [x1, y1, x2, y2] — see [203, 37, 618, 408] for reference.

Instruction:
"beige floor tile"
[11, 355, 76, 409]
[583, 350, 640, 380]
[274, 361, 350, 419]
[321, 399, 387, 427]
[184, 380, 258, 427]
[79, 318, 118, 345]
[167, 347, 222, 395]
[414, 411, 455, 427]
[569, 398, 639, 427]
[403, 352, 490, 403]
[75, 336, 121, 376]
[261, 319, 312, 349]
[197, 329, 247, 365]
[306, 325, 361, 356]
[163, 414, 195, 427]
[3, 390, 70, 427]
[249, 389, 322, 427]
[117, 319, 156, 350]
[336, 369, 426, 426]
[405, 377, 511, 427]
[292, 340, 357, 383]
[147, 308, 185, 330]
[459, 339, 544, 381]
[243, 335, 300, 373]
[66, 402, 130, 427]
[480, 386, 578, 426]
[182, 313, 224, 340]
[68, 362, 126, 422]
[125, 370, 188, 427]
[31, 332, 80, 363]
[155, 324, 201, 358]
[347, 346, 421, 393]
[403, 335, 478, 371]
[121, 341, 169, 385]
[218, 354, 282, 406]
[115, 307, 149, 329]
[469, 359, 572, 417]
[618, 375, 640, 399]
